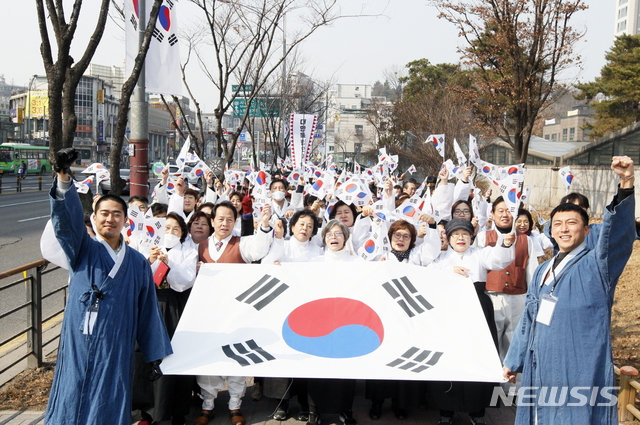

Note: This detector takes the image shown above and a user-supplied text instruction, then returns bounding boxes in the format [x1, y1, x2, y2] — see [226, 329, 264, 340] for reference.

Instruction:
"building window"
[618, 20, 627, 32]
[329, 146, 334, 152]
[619, 6, 628, 19]
[620, 0, 628, 5]
[545, 134, 550, 140]
[355, 125, 363, 136]
[569, 127, 575, 141]
[551, 133, 557, 141]
[562, 128, 568, 141]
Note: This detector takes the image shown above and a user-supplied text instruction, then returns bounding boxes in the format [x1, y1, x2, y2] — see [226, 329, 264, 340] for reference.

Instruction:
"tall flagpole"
[129, 0, 150, 197]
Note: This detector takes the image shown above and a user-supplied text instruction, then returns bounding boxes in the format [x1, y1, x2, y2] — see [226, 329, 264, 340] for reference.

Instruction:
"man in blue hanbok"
[45, 148, 172, 425]
[503, 156, 636, 424]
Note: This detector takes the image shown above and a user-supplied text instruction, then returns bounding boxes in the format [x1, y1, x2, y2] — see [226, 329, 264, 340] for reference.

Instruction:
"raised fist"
[54, 148, 78, 173]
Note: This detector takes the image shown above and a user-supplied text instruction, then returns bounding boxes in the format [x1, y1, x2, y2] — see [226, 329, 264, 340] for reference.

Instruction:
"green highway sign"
[232, 85, 253, 93]
[232, 98, 280, 118]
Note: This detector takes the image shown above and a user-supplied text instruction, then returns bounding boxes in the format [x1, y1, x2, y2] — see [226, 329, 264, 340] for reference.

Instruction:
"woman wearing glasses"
[451, 200, 479, 235]
[381, 220, 441, 265]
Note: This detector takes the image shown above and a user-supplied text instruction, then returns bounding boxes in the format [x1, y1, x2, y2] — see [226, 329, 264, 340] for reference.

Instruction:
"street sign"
[232, 85, 253, 94]
[236, 141, 243, 149]
[232, 98, 280, 118]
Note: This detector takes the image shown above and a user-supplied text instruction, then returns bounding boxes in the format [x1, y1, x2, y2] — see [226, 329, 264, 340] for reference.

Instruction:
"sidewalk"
[0, 381, 517, 425]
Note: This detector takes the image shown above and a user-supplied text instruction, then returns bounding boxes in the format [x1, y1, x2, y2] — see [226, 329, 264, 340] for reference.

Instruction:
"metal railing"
[0, 260, 67, 380]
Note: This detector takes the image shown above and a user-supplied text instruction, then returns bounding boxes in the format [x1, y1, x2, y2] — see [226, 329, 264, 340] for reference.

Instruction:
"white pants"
[196, 375, 247, 411]
[488, 292, 526, 362]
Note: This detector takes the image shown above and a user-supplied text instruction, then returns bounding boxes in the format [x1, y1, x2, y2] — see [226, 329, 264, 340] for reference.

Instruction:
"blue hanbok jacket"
[44, 181, 172, 425]
[504, 191, 635, 424]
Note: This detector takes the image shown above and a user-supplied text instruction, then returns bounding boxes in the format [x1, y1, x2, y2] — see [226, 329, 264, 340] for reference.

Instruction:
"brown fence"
[616, 365, 640, 421]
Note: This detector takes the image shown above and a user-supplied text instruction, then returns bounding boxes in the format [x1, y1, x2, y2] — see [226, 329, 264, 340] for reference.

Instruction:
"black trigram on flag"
[129, 15, 138, 31]
[168, 34, 178, 46]
[382, 276, 433, 317]
[387, 347, 443, 373]
[153, 27, 164, 42]
[236, 274, 288, 310]
[222, 339, 275, 367]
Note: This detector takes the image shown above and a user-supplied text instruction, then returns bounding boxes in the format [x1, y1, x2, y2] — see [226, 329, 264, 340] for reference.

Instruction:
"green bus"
[0, 143, 52, 174]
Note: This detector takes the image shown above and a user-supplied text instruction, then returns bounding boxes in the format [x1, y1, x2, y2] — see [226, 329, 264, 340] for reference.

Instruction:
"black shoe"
[391, 404, 407, 420]
[273, 403, 288, 421]
[369, 402, 382, 420]
[306, 413, 321, 425]
[437, 417, 453, 425]
[297, 410, 310, 421]
[470, 417, 487, 425]
[339, 410, 357, 424]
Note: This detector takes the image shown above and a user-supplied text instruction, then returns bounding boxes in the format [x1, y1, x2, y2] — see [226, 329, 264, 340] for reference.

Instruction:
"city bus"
[0, 143, 52, 174]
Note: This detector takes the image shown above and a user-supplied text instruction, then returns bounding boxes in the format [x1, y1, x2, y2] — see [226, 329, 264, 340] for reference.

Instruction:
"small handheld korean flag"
[75, 176, 94, 194]
[444, 159, 464, 181]
[453, 139, 467, 167]
[520, 186, 532, 205]
[96, 169, 110, 186]
[529, 206, 548, 226]
[496, 173, 524, 231]
[477, 160, 498, 181]
[558, 166, 574, 194]
[336, 178, 372, 207]
[146, 217, 166, 247]
[395, 195, 423, 224]
[468, 134, 481, 167]
[406, 164, 417, 175]
[176, 136, 191, 171]
[81, 163, 107, 174]
[358, 220, 391, 261]
[427, 134, 445, 159]
[188, 160, 210, 181]
[123, 205, 145, 239]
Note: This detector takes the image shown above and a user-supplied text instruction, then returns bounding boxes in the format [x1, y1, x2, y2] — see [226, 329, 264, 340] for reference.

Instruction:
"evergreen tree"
[576, 34, 640, 138]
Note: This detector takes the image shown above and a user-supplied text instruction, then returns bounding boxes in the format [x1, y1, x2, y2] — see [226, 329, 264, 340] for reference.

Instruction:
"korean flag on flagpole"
[125, 0, 182, 96]
[160, 262, 505, 383]
[427, 134, 445, 159]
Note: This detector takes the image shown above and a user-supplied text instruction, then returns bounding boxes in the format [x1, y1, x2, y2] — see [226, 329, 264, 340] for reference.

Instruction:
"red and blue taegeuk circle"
[402, 205, 417, 217]
[312, 180, 324, 191]
[345, 183, 358, 193]
[507, 188, 519, 203]
[146, 225, 156, 238]
[159, 5, 171, 31]
[364, 239, 376, 254]
[282, 298, 384, 358]
[566, 174, 574, 184]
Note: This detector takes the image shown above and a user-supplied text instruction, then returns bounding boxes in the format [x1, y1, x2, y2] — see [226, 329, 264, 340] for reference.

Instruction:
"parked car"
[99, 169, 151, 196]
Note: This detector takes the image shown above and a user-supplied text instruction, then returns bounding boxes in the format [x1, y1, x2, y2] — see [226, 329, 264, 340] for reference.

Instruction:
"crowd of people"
[42, 147, 637, 425]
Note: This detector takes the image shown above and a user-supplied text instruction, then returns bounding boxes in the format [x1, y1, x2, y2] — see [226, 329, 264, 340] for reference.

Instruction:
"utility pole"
[129, 0, 149, 197]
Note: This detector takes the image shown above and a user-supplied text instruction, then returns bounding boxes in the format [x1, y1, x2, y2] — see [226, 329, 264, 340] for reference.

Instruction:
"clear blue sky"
[1, 0, 614, 112]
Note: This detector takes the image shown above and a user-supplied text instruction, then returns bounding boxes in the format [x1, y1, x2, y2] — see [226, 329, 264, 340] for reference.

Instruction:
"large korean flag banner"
[125, 0, 182, 96]
[161, 262, 504, 383]
[289, 114, 317, 169]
